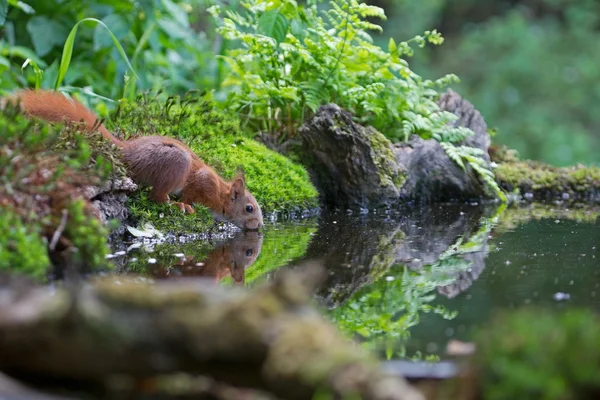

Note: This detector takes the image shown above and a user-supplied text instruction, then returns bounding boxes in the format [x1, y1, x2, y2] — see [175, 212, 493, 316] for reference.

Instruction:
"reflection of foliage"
[330, 205, 505, 359]
[330, 264, 458, 359]
[243, 221, 318, 285]
[476, 308, 600, 400]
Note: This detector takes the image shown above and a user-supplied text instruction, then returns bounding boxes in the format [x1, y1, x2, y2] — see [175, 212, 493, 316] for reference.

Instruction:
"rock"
[300, 104, 406, 209]
[300, 91, 494, 208]
[394, 90, 492, 203]
[438, 89, 491, 162]
[395, 137, 485, 202]
[80, 177, 138, 236]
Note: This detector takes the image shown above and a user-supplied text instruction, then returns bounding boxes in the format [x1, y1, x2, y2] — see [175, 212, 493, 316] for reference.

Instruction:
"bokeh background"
[374, 0, 600, 166]
[2, 0, 599, 166]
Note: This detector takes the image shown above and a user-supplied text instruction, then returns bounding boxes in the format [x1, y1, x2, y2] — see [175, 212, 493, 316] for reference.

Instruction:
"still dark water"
[117, 204, 600, 361]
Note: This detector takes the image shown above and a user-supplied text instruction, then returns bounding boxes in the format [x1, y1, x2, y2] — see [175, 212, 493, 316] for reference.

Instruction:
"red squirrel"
[10, 90, 263, 230]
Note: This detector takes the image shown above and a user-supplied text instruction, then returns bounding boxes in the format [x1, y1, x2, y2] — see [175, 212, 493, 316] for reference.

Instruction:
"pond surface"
[115, 203, 600, 361]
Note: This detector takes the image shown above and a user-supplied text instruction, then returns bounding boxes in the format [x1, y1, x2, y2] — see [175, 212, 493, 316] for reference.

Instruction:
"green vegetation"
[0, 0, 219, 101]
[495, 160, 600, 197]
[210, 0, 503, 199]
[476, 308, 600, 400]
[0, 209, 49, 278]
[2, 0, 504, 201]
[381, 0, 600, 166]
[0, 101, 112, 277]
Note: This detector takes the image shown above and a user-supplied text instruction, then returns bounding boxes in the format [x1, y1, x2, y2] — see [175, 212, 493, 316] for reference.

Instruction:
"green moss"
[0, 208, 50, 279]
[107, 94, 319, 217]
[367, 127, 407, 190]
[476, 309, 600, 400]
[65, 199, 112, 270]
[126, 189, 215, 234]
[495, 160, 600, 196]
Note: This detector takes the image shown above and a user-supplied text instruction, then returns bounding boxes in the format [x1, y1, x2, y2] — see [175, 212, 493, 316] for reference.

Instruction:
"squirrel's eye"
[245, 205, 254, 213]
[245, 249, 253, 257]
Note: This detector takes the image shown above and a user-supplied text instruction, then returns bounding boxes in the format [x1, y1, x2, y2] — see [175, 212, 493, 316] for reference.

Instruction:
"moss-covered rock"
[495, 160, 600, 201]
[0, 102, 112, 277]
[106, 94, 319, 233]
[299, 104, 406, 209]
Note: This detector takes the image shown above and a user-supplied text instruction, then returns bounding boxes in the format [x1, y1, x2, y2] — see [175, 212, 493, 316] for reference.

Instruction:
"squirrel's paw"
[172, 202, 195, 214]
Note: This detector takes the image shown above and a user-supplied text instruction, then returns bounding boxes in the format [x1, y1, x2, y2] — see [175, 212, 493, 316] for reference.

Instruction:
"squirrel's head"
[224, 171, 263, 231]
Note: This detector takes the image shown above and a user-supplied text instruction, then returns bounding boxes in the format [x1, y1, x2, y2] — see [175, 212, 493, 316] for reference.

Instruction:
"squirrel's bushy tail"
[9, 90, 123, 147]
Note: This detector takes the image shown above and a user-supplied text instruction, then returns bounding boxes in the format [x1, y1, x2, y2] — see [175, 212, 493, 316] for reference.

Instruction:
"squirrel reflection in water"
[149, 231, 263, 284]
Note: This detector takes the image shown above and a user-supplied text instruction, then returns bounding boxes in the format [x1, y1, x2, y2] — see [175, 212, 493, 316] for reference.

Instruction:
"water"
[116, 203, 600, 361]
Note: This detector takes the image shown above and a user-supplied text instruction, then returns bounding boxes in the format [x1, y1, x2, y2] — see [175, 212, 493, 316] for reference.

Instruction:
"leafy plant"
[0, 0, 220, 102]
[382, 0, 600, 166]
[210, 0, 505, 200]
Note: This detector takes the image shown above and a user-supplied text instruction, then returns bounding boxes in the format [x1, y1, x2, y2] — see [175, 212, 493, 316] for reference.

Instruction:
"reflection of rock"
[394, 205, 486, 270]
[286, 205, 496, 308]
[299, 91, 492, 209]
[146, 231, 263, 284]
[394, 204, 493, 299]
[436, 251, 487, 299]
[275, 213, 404, 309]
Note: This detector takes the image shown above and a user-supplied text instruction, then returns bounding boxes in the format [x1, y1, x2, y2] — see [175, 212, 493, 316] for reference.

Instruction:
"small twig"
[49, 209, 69, 251]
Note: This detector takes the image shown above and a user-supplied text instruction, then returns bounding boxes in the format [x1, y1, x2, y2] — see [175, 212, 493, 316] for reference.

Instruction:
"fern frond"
[440, 142, 466, 171]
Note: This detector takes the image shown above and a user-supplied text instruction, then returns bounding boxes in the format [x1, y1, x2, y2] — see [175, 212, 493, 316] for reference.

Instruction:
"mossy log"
[0, 269, 423, 400]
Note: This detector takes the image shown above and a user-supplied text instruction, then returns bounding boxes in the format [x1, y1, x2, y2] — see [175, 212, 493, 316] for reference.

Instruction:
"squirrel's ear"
[231, 176, 246, 202]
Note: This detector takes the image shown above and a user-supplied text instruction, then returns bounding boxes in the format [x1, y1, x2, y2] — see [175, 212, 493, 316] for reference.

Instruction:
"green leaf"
[26, 16, 68, 57]
[0, 0, 7, 27]
[258, 8, 289, 44]
[55, 17, 138, 91]
[8, 0, 34, 14]
[388, 37, 397, 54]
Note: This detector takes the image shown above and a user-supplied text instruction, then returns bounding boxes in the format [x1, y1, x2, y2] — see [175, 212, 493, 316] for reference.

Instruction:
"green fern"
[210, 0, 505, 202]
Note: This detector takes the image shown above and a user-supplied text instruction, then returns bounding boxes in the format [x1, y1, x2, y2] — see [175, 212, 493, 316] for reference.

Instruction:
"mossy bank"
[494, 159, 600, 202]
[107, 94, 319, 233]
[0, 104, 112, 277]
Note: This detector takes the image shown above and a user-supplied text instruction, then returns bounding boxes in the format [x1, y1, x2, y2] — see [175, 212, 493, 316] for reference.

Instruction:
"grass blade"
[55, 17, 138, 91]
